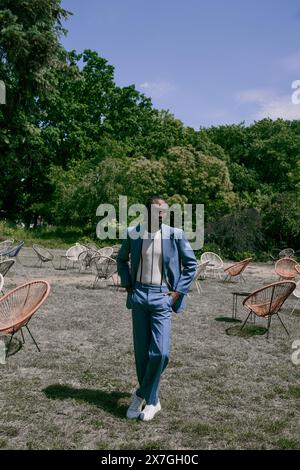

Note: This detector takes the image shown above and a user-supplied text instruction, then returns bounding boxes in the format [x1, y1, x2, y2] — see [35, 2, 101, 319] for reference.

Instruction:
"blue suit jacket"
[117, 223, 197, 313]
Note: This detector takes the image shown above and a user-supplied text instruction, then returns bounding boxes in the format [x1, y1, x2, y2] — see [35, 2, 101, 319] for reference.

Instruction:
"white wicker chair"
[290, 281, 300, 316]
[58, 243, 87, 269]
[0, 239, 14, 254]
[66, 243, 87, 268]
[193, 261, 210, 293]
[97, 247, 114, 259]
[200, 252, 224, 279]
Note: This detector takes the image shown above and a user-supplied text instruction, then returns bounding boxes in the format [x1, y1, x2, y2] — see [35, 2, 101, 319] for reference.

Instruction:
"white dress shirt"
[136, 228, 166, 285]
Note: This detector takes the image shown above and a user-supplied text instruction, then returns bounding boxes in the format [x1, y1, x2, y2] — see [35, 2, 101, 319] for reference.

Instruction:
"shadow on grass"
[288, 385, 300, 398]
[286, 309, 300, 316]
[1, 336, 23, 357]
[215, 316, 242, 323]
[43, 384, 131, 419]
[226, 325, 268, 337]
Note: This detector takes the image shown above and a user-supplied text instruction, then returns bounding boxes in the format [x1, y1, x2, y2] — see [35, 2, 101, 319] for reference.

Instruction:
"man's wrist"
[170, 291, 180, 301]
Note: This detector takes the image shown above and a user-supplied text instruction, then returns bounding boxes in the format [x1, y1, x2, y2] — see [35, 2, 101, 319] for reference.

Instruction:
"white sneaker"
[126, 393, 145, 419]
[140, 401, 161, 421]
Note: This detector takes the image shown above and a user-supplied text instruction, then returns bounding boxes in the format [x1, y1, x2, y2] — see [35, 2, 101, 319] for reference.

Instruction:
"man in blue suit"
[117, 196, 197, 421]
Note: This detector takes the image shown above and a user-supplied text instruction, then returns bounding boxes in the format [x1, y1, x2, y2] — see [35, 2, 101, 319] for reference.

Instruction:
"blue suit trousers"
[131, 281, 173, 406]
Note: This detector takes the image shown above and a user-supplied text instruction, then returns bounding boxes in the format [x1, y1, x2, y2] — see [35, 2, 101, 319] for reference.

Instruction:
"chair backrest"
[2, 240, 24, 258]
[195, 261, 210, 279]
[111, 244, 121, 259]
[0, 274, 3, 293]
[295, 265, 300, 276]
[93, 255, 117, 277]
[66, 243, 87, 261]
[98, 247, 114, 258]
[200, 251, 223, 268]
[243, 281, 296, 317]
[279, 248, 295, 258]
[293, 280, 300, 299]
[32, 244, 53, 261]
[0, 280, 50, 334]
[224, 258, 252, 276]
[0, 239, 14, 254]
[0, 259, 15, 277]
[275, 257, 298, 279]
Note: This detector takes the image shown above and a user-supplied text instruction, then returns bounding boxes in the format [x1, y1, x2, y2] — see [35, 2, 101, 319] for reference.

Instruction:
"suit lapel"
[161, 223, 172, 266]
[131, 223, 144, 283]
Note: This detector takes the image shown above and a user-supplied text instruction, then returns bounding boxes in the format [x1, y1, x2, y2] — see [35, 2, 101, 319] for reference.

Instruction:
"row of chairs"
[195, 252, 300, 290]
[194, 252, 252, 290]
[194, 252, 300, 338]
[32, 243, 121, 289]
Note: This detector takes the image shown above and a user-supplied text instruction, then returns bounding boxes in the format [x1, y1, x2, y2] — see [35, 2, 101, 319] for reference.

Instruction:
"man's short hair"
[145, 195, 166, 210]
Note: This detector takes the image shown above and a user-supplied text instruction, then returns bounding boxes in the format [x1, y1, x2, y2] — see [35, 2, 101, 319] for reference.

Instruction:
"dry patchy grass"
[0, 250, 300, 449]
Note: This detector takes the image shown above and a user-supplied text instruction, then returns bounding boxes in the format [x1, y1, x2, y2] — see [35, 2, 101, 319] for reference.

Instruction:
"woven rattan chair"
[111, 244, 121, 260]
[0, 259, 15, 277]
[193, 261, 210, 293]
[78, 244, 101, 271]
[97, 246, 114, 258]
[279, 248, 295, 259]
[0, 239, 14, 254]
[0, 240, 24, 262]
[295, 265, 300, 276]
[223, 258, 252, 283]
[275, 257, 299, 280]
[241, 281, 296, 338]
[0, 280, 50, 354]
[200, 252, 224, 279]
[92, 255, 118, 288]
[0, 274, 3, 295]
[67, 243, 86, 263]
[290, 281, 300, 316]
[32, 244, 54, 268]
[78, 250, 93, 271]
[59, 243, 87, 269]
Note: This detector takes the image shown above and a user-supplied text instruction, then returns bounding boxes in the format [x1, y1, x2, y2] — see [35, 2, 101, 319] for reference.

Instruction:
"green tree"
[162, 146, 236, 219]
[0, 0, 70, 223]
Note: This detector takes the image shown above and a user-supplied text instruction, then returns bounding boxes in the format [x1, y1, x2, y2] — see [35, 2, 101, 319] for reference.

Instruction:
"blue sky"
[61, 0, 300, 128]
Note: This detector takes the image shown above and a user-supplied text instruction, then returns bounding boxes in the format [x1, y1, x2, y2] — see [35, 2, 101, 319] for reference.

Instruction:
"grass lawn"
[0, 249, 300, 450]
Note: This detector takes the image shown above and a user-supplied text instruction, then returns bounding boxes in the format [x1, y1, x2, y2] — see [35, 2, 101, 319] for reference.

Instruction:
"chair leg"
[266, 315, 272, 339]
[93, 275, 99, 289]
[232, 294, 236, 319]
[195, 280, 202, 293]
[25, 325, 40, 352]
[20, 328, 25, 344]
[241, 311, 252, 330]
[276, 313, 290, 337]
[290, 298, 300, 316]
